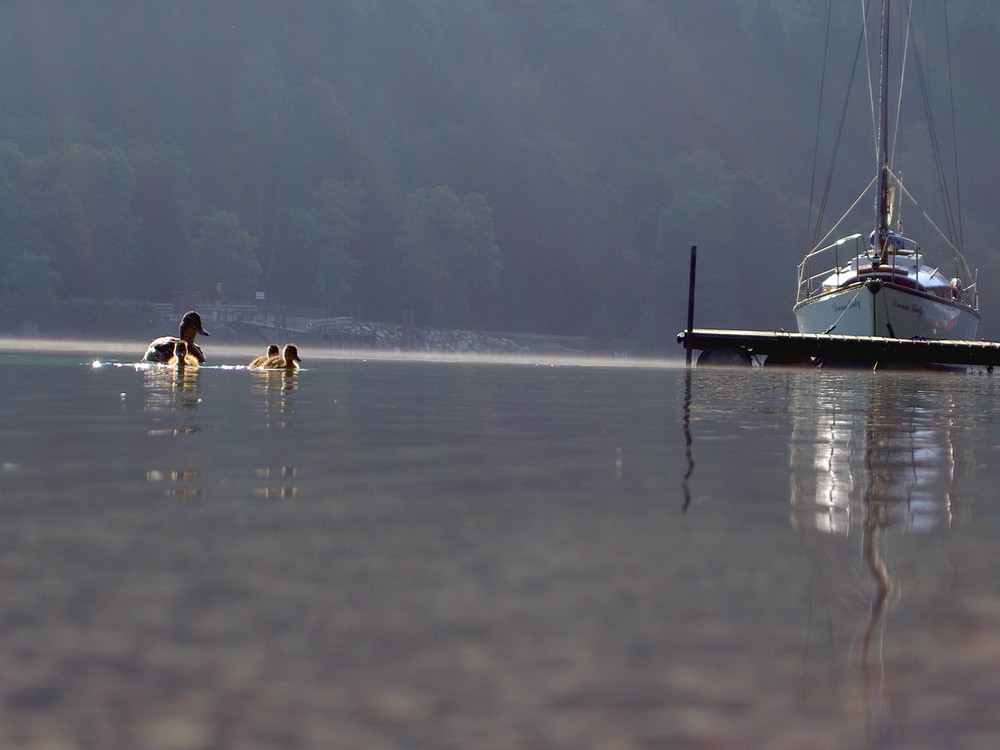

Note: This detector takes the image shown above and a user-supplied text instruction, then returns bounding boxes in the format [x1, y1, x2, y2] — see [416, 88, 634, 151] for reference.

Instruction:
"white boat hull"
[794, 282, 980, 340]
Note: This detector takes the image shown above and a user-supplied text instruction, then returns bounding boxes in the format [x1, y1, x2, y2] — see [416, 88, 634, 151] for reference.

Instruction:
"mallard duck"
[167, 340, 199, 366]
[248, 344, 280, 368]
[142, 311, 210, 363]
[263, 343, 301, 370]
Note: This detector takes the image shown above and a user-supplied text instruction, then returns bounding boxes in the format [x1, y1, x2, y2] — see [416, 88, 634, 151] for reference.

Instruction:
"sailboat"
[793, 0, 981, 340]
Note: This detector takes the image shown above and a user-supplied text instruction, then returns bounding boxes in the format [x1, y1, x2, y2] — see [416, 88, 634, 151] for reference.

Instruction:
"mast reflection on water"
[789, 376, 967, 746]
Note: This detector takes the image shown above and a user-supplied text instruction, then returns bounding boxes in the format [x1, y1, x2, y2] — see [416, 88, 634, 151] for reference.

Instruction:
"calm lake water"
[1, 340, 1000, 749]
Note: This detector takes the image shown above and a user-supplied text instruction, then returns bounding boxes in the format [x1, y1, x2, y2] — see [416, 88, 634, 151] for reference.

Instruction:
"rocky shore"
[317, 321, 531, 354]
[220, 317, 592, 355]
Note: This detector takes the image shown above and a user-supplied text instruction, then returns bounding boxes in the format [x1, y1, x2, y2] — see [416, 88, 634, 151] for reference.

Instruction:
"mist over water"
[1, 346, 999, 747]
[0, 336, 684, 368]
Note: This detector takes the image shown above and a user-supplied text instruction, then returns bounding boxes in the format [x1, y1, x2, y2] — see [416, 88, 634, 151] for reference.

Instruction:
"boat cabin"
[819, 233, 964, 303]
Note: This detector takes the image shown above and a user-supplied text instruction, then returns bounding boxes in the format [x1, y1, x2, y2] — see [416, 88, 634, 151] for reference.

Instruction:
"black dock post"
[685, 245, 697, 367]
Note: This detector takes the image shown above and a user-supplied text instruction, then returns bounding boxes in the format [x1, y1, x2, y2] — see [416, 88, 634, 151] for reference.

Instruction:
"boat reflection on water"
[790, 381, 957, 534]
[790, 377, 965, 745]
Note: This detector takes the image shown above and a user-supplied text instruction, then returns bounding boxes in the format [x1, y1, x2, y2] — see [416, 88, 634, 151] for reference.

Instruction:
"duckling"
[142, 310, 210, 363]
[263, 343, 301, 370]
[248, 344, 280, 368]
[167, 340, 199, 367]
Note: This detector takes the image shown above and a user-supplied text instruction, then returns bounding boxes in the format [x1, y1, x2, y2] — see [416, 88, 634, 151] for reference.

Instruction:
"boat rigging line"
[808, 0, 966, 261]
[808, 0, 869, 251]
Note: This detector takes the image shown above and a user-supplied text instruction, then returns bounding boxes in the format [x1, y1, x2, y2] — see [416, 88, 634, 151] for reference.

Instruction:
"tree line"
[0, 133, 500, 336]
[1, 1, 998, 347]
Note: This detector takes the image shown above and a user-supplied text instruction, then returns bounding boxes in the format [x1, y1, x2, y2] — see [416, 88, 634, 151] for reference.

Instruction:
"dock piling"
[685, 245, 697, 368]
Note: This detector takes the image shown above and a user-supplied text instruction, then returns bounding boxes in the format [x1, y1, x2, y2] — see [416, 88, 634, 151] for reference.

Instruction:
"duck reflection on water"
[251, 371, 300, 497]
[254, 465, 299, 499]
[146, 469, 203, 499]
[140, 359, 201, 414]
[251, 364, 298, 430]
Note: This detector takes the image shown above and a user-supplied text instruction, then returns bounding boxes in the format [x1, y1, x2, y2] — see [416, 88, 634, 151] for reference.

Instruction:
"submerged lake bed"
[1, 340, 1000, 748]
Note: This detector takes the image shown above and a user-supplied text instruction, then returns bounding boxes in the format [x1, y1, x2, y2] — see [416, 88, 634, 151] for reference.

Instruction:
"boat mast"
[875, 0, 891, 265]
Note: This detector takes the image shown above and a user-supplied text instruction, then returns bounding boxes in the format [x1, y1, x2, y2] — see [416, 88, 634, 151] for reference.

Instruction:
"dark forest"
[1, 0, 999, 348]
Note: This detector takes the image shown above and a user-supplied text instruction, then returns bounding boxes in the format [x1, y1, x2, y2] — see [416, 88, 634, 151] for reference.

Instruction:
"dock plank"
[677, 328, 1000, 367]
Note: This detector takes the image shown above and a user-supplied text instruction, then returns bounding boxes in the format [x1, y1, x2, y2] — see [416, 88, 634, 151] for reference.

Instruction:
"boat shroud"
[793, 0, 981, 340]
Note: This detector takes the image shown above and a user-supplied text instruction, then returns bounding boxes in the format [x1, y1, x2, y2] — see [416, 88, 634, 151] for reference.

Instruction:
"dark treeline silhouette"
[1, 1, 999, 347]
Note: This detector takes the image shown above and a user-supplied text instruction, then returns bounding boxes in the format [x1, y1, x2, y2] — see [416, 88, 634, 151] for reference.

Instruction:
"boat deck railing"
[797, 234, 868, 300]
[797, 234, 977, 307]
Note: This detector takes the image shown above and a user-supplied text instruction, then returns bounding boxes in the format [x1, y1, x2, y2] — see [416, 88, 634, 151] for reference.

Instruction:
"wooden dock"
[676, 328, 1000, 369]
